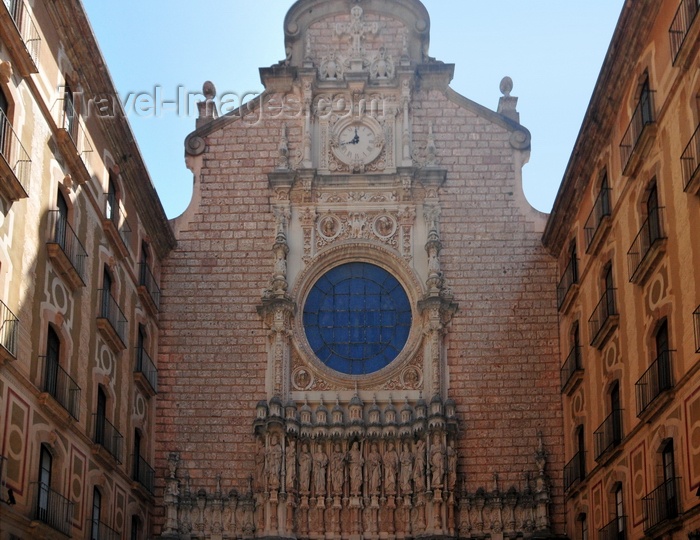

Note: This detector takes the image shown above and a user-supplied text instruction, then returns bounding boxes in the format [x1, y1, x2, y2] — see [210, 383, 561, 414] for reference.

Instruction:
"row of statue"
[257, 433, 457, 498]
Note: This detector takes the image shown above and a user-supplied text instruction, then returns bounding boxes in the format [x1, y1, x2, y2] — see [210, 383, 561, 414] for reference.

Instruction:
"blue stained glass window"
[303, 262, 412, 375]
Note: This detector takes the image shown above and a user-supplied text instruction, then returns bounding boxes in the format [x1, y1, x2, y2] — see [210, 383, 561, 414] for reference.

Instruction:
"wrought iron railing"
[594, 409, 623, 460]
[3, 0, 41, 66]
[563, 450, 585, 491]
[560, 345, 582, 392]
[47, 210, 88, 282]
[670, 0, 700, 63]
[599, 515, 627, 540]
[31, 482, 73, 536]
[628, 207, 666, 282]
[92, 413, 123, 464]
[620, 90, 655, 173]
[636, 351, 673, 416]
[40, 356, 80, 420]
[57, 94, 93, 158]
[584, 187, 612, 252]
[695, 306, 700, 354]
[135, 346, 158, 394]
[557, 257, 578, 310]
[98, 289, 127, 345]
[132, 454, 155, 495]
[0, 108, 31, 195]
[105, 197, 132, 250]
[588, 289, 617, 346]
[87, 518, 120, 540]
[0, 299, 19, 358]
[643, 477, 680, 532]
[139, 262, 161, 310]
[682, 123, 700, 192]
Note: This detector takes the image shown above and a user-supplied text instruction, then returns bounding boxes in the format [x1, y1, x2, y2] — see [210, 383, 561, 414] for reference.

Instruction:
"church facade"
[155, 0, 564, 538]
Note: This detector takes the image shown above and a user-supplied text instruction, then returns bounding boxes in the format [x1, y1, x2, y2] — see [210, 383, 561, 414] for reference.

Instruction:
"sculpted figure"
[366, 443, 382, 496]
[399, 442, 414, 495]
[383, 442, 399, 495]
[349, 442, 364, 496]
[413, 439, 426, 493]
[430, 434, 445, 489]
[447, 441, 457, 491]
[267, 434, 283, 491]
[330, 443, 346, 496]
[255, 440, 265, 491]
[313, 443, 329, 496]
[299, 443, 312, 495]
[286, 439, 297, 493]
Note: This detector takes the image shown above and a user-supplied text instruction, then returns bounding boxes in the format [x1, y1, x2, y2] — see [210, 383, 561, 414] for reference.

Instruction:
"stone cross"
[336, 6, 380, 56]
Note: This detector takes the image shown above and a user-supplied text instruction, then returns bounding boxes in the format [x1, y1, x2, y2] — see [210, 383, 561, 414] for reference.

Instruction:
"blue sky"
[80, 1, 624, 218]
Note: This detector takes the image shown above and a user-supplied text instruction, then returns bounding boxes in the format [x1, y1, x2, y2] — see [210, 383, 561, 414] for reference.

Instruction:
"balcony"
[0, 299, 18, 364]
[0, 108, 31, 201]
[96, 289, 127, 352]
[636, 351, 674, 419]
[588, 289, 619, 349]
[599, 515, 627, 540]
[134, 346, 158, 397]
[46, 210, 87, 290]
[138, 262, 161, 316]
[620, 90, 656, 176]
[132, 454, 155, 497]
[584, 187, 612, 255]
[695, 306, 700, 353]
[627, 207, 666, 285]
[643, 477, 681, 535]
[87, 519, 120, 540]
[563, 451, 585, 492]
[55, 96, 93, 185]
[0, 0, 40, 77]
[560, 345, 583, 395]
[557, 258, 579, 313]
[594, 409, 623, 462]
[38, 357, 80, 423]
[681, 122, 700, 196]
[670, 0, 700, 66]
[31, 482, 73, 537]
[91, 413, 123, 466]
[103, 201, 132, 259]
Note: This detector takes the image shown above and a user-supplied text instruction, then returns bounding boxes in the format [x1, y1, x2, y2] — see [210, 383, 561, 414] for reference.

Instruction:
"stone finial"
[196, 81, 218, 128]
[497, 76, 520, 123]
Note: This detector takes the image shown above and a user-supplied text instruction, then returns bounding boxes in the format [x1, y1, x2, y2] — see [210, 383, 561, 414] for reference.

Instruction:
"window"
[580, 513, 588, 540]
[601, 172, 611, 216]
[133, 429, 142, 480]
[656, 320, 672, 391]
[640, 75, 653, 126]
[63, 82, 77, 140]
[569, 241, 579, 284]
[615, 484, 625, 538]
[130, 515, 141, 540]
[95, 386, 106, 446]
[90, 487, 101, 540]
[646, 182, 661, 244]
[662, 440, 677, 516]
[136, 324, 146, 373]
[101, 267, 113, 318]
[611, 382, 622, 444]
[0, 86, 7, 117]
[106, 173, 118, 223]
[36, 444, 52, 521]
[54, 190, 69, 247]
[577, 425, 586, 478]
[44, 326, 60, 397]
[604, 265, 615, 317]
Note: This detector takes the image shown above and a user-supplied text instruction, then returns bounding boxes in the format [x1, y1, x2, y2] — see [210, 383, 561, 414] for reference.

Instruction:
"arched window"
[662, 440, 678, 517]
[646, 180, 661, 244]
[576, 425, 586, 479]
[569, 240, 579, 284]
[44, 326, 60, 398]
[36, 444, 52, 521]
[90, 487, 101, 540]
[132, 429, 142, 482]
[610, 381, 622, 445]
[614, 484, 625, 537]
[54, 189, 69, 248]
[101, 266, 113, 318]
[604, 264, 615, 318]
[106, 172, 118, 223]
[94, 386, 107, 446]
[579, 512, 588, 540]
[656, 320, 672, 392]
[63, 82, 77, 141]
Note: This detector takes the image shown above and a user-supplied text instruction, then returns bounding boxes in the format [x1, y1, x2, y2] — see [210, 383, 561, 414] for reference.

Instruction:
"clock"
[331, 117, 385, 168]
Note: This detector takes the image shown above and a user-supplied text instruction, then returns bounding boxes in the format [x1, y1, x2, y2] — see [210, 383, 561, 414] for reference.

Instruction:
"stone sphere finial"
[203, 81, 216, 100]
[499, 76, 513, 97]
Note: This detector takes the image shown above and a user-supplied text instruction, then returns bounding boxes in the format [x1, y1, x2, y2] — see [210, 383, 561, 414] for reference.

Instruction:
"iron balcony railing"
[92, 413, 123, 464]
[40, 356, 80, 420]
[105, 197, 132, 250]
[643, 477, 680, 533]
[0, 107, 31, 196]
[563, 450, 585, 491]
[3, 0, 41, 66]
[588, 289, 617, 346]
[135, 346, 158, 394]
[139, 262, 161, 310]
[58, 94, 93, 158]
[620, 90, 656, 173]
[682, 122, 700, 191]
[636, 351, 674, 416]
[47, 210, 88, 282]
[694, 306, 700, 353]
[132, 454, 155, 495]
[628, 207, 666, 282]
[599, 515, 627, 540]
[0, 299, 19, 358]
[32, 482, 73, 536]
[560, 345, 583, 392]
[557, 257, 578, 310]
[88, 518, 120, 540]
[594, 409, 623, 461]
[584, 187, 612, 252]
[98, 289, 127, 345]
[670, 0, 700, 63]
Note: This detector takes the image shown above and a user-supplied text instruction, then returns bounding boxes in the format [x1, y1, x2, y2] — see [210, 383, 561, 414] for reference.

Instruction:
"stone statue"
[366, 443, 382, 496]
[383, 442, 399, 495]
[447, 441, 457, 491]
[430, 434, 445, 489]
[299, 442, 312, 495]
[255, 440, 265, 491]
[286, 439, 297, 493]
[399, 442, 414, 495]
[313, 443, 329, 496]
[267, 434, 283, 491]
[349, 441, 364, 496]
[413, 439, 426, 493]
[330, 443, 346, 496]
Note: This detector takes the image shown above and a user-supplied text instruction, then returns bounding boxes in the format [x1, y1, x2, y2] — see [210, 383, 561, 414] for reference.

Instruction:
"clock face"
[332, 121, 384, 166]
